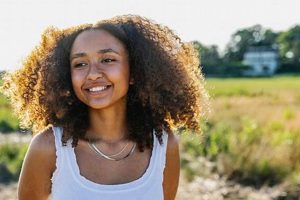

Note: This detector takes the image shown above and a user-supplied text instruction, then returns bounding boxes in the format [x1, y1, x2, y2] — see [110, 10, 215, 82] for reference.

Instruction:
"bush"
[180, 117, 300, 186]
[0, 93, 19, 133]
[202, 62, 252, 77]
[276, 62, 300, 73]
[0, 162, 14, 183]
[0, 143, 28, 183]
[0, 121, 15, 133]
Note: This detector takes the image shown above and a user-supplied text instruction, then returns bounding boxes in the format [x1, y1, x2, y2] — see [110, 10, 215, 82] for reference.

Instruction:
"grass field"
[1, 75, 300, 192]
[181, 75, 300, 190]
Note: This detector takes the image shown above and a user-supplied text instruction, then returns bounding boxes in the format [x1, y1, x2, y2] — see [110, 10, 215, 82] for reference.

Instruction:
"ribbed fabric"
[50, 126, 168, 200]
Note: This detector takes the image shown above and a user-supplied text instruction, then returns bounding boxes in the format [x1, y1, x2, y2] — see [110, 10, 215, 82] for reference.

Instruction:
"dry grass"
[181, 76, 300, 187]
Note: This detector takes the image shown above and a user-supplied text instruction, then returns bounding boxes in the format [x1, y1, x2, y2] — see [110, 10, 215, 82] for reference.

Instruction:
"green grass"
[206, 76, 300, 97]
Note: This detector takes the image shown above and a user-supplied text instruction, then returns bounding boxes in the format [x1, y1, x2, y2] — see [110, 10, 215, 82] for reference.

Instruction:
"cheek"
[119, 63, 130, 81]
[109, 65, 130, 83]
[71, 72, 83, 94]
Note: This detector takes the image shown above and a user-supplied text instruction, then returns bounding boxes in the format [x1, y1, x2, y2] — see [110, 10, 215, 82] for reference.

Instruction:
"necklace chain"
[88, 140, 136, 161]
[101, 142, 130, 157]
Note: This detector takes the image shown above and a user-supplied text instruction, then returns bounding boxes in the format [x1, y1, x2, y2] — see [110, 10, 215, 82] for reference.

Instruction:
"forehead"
[71, 29, 126, 54]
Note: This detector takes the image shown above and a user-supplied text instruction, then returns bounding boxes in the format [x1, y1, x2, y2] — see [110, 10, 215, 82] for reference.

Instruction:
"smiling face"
[70, 29, 130, 110]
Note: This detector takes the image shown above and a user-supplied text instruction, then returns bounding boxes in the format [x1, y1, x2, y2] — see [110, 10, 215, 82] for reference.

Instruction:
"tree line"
[193, 24, 300, 76]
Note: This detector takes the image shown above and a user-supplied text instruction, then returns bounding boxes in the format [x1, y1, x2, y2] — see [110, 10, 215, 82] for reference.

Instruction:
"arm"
[18, 127, 56, 200]
[163, 132, 180, 200]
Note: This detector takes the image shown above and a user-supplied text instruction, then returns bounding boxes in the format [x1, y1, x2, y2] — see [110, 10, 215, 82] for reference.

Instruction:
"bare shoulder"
[18, 126, 56, 200]
[26, 125, 57, 175]
[166, 131, 179, 152]
[163, 130, 180, 200]
[30, 126, 56, 154]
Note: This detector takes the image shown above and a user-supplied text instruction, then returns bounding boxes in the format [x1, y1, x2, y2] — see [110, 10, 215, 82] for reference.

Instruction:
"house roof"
[246, 46, 277, 53]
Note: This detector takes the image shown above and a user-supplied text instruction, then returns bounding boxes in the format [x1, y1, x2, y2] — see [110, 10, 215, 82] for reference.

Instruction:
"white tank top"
[50, 126, 168, 200]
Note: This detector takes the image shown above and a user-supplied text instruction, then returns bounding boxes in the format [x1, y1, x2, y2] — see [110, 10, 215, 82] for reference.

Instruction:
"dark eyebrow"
[70, 53, 86, 61]
[98, 48, 120, 55]
[70, 48, 120, 61]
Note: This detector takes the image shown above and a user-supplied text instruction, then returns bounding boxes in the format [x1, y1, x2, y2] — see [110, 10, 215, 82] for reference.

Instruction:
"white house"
[243, 46, 279, 76]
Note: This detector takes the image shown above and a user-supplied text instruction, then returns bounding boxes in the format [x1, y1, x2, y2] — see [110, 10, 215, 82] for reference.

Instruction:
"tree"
[277, 25, 300, 66]
[193, 41, 250, 76]
[224, 25, 278, 62]
[193, 41, 221, 67]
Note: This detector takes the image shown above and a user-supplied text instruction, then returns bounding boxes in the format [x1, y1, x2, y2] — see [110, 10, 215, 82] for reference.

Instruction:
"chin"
[85, 96, 127, 110]
[88, 103, 111, 110]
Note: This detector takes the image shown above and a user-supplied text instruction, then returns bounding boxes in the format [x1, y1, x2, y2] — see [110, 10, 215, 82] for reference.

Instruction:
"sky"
[1, 0, 300, 71]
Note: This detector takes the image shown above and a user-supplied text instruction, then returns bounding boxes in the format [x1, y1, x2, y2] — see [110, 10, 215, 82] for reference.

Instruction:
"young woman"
[2, 15, 208, 200]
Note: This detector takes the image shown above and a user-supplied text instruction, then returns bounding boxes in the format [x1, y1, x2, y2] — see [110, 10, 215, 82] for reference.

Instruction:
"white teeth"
[89, 86, 107, 92]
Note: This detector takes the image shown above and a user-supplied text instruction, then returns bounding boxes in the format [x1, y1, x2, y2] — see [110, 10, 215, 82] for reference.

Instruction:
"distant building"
[243, 46, 279, 76]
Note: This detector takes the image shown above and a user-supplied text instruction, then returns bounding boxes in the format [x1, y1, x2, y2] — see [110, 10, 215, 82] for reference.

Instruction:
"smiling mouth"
[85, 85, 112, 94]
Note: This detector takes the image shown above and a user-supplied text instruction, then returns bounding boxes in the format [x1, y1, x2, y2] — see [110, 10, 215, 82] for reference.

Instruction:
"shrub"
[0, 143, 28, 183]
[180, 117, 300, 186]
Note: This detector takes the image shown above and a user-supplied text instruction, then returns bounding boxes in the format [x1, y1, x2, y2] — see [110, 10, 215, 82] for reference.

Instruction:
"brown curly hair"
[1, 15, 209, 151]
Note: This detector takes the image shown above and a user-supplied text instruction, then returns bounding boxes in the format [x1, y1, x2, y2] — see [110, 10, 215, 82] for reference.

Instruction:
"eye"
[73, 62, 88, 68]
[101, 58, 116, 63]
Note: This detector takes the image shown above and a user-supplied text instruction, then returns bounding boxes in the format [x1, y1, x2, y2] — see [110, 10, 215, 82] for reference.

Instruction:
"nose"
[87, 62, 103, 80]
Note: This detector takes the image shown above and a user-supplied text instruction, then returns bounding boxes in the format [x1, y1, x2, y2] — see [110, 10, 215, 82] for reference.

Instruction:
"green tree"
[193, 41, 252, 76]
[193, 41, 221, 67]
[224, 25, 278, 62]
[277, 25, 300, 67]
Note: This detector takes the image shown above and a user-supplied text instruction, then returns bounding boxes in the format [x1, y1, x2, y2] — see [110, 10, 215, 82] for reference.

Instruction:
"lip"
[83, 85, 112, 96]
[83, 81, 112, 90]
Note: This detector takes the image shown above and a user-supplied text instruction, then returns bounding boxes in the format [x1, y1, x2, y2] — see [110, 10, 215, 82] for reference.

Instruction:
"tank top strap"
[52, 126, 63, 149]
[154, 130, 169, 171]
[51, 126, 64, 184]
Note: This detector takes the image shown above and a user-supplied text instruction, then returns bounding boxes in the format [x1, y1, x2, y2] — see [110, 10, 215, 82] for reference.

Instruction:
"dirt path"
[0, 132, 31, 145]
[0, 183, 18, 200]
[176, 174, 287, 200]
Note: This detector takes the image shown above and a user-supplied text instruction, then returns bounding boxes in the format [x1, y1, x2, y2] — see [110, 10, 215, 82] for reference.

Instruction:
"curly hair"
[1, 15, 209, 151]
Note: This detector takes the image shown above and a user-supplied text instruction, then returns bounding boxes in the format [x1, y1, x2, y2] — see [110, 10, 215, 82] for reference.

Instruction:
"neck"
[87, 100, 128, 142]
